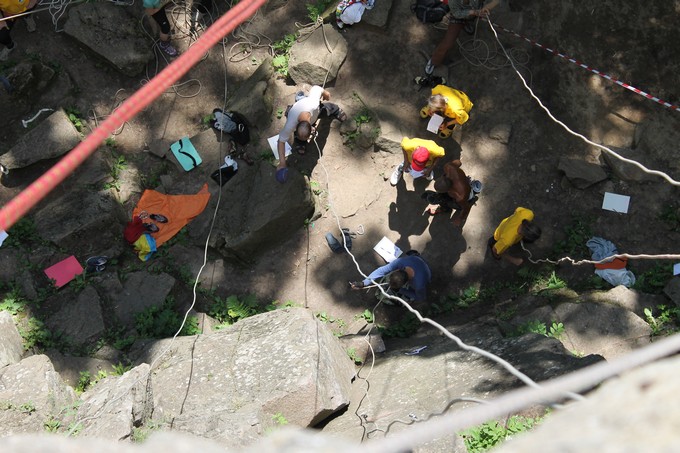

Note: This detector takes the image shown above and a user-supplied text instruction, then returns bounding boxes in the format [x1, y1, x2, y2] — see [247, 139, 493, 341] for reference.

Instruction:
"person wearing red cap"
[390, 137, 445, 186]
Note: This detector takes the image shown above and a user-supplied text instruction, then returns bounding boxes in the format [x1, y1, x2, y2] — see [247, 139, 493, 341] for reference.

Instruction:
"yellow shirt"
[493, 207, 534, 255]
[0, 0, 29, 15]
[400, 137, 445, 167]
[431, 85, 473, 125]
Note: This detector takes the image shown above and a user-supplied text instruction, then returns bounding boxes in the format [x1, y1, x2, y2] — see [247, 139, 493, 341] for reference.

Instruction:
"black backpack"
[411, 0, 450, 23]
[211, 109, 250, 146]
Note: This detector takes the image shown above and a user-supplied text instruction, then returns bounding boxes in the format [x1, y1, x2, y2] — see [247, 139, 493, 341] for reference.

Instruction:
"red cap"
[411, 147, 430, 171]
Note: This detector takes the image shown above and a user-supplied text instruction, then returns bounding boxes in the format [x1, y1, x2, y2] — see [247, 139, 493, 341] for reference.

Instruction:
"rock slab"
[288, 24, 347, 86]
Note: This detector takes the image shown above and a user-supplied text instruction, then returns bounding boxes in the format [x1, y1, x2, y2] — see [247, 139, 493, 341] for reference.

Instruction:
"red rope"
[0, 0, 267, 231]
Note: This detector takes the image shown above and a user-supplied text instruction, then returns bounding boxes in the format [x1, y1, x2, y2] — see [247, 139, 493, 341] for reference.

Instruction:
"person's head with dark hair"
[520, 220, 542, 243]
[433, 175, 452, 193]
[295, 121, 312, 142]
[388, 269, 408, 290]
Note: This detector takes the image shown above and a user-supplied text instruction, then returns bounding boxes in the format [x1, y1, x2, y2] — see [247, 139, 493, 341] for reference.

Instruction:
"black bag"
[211, 109, 250, 146]
[210, 165, 237, 186]
[411, 0, 449, 23]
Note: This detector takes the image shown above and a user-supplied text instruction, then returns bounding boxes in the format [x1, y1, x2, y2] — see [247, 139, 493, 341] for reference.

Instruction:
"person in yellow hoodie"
[419, 84, 473, 138]
[488, 207, 542, 266]
[0, 0, 37, 61]
[390, 137, 446, 186]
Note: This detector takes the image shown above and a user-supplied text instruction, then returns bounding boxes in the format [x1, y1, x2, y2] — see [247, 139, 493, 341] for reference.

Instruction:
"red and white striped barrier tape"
[487, 20, 680, 113]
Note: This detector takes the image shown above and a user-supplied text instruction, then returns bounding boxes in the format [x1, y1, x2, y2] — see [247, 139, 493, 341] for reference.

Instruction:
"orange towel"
[594, 257, 628, 270]
[132, 184, 211, 248]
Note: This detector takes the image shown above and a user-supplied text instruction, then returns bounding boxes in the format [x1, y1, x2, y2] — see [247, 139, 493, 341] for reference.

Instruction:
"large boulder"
[495, 355, 680, 452]
[288, 24, 347, 86]
[323, 316, 602, 449]
[0, 110, 80, 170]
[130, 308, 355, 448]
[0, 355, 76, 435]
[507, 301, 652, 361]
[4, 61, 56, 96]
[63, 3, 153, 76]
[0, 311, 23, 368]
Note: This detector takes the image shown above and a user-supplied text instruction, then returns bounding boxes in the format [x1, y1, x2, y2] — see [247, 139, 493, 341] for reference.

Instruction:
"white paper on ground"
[268, 135, 292, 160]
[602, 192, 630, 213]
[0, 230, 7, 247]
[673, 263, 680, 276]
[373, 236, 403, 263]
[427, 114, 444, 134]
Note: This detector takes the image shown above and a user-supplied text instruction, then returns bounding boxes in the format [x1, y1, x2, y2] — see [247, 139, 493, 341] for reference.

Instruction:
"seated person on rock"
[420, 84, 473, 138]
[350, 254, 432, 304]
[422, 159, 482, 227]
[276, 85, 347, 178]
[488, 207, 541, 266]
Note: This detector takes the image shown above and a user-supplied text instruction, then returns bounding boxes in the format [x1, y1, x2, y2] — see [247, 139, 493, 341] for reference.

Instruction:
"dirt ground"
[1, 0, 679, 333]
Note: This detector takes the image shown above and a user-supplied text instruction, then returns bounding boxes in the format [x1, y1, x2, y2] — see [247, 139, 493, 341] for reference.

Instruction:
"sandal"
[336, 110, 348, 122]
[150, 214, 168, 223]
[144, 223, 159, 233]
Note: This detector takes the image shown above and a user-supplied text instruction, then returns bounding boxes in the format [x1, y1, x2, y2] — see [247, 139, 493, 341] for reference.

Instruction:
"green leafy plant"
[551, 216, 593, 260]
[112, 362, 133, 376]
[633, 263, 673, 294]
[20, 318, 56, 351]
[316, 311, 335, 323]
[306, 0, 334, 21]
[69, 273, 88, 292]
[44, 416, 62, 433]
[19, 402, 36, 414]
[135, 298, 189, 339]
[514, 320, 564, 339]
[644, 305, 680, 337]
[379, 313, 420, 338]
[201, 113, 214, 126]
[272, 412, 288, 426]
[5, 218, 41, 247]
[460, 415, 540, 452]
[75, 371, 92, 394]
[209, 294, 272, 328]
[346, 347, 363, 365]
[104, 137, 117, 148]
[271, 33, 297, 77]
[104, 151, 127, 192]
[355, 309, 374, 324]
[65, 107, 84, 132]
[0, 288, 25, 315]
[276, 108, 284, 119]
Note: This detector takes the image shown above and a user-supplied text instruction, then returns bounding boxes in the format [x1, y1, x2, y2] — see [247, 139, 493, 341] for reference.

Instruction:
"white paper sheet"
[268, 135, 292, 160]
[0, 230, 7, 247]
[602, 192, 630, 214]
[373, 236, 403, 263]
[427, 114, 444, 134]
[673, 263, 680, 276]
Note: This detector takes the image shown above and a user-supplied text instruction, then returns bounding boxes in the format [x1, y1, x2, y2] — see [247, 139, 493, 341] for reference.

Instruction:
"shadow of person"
[388, 180, 431, 251]
[422, 210, 468, 271]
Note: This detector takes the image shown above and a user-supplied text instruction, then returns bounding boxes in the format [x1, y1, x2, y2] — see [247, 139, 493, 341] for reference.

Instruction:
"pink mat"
[44, 255, 83, 288]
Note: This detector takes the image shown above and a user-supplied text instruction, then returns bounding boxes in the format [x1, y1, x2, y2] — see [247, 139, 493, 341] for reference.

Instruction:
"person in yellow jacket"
[0, 0, 37, 60]
[488, 207, 542, 266]
[390, 137, 446, 186]
[419, 84, 473, 138]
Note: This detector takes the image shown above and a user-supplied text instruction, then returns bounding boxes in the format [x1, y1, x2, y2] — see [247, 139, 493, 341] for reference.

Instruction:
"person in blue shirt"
[350, 254, 432, 303]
